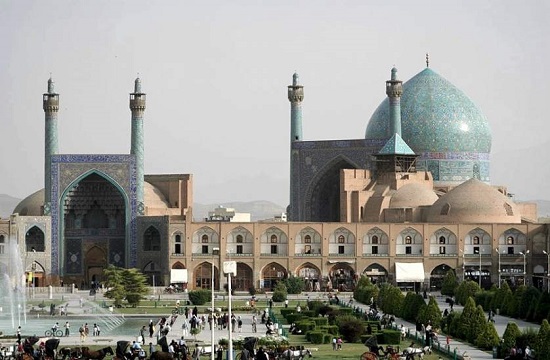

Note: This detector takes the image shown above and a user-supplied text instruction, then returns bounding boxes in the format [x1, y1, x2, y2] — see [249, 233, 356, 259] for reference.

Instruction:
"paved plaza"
[2, 290, 541, 359]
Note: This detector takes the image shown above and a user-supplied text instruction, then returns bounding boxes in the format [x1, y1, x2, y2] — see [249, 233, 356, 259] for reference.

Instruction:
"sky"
[1, 1, 549, 207]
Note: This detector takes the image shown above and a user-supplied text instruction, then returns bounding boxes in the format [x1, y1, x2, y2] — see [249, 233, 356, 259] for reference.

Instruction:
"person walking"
[64, 322, 70, 336]
[192, 344, 201, 360]
[182, 320, 189, 338]
[148, 320, 155, 338]
[79, 325, 86, 343]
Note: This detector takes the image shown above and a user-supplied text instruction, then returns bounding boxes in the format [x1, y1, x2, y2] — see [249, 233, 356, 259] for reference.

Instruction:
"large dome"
[389, 183, 439, 209]
[366, 67, 491, 153]
[426, 178, 521, 223]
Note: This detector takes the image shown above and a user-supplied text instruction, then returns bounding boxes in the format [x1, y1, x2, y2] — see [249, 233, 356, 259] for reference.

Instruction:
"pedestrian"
[241, 347, 250, 360]
[84, 323, 89, 336]
[237, 316, 243, 333]
[96, 324, 101, 336]
[149, 320, 155, 338]
[79, 298, 83, 308]
[182, 320, 189, 338]
[337, 337, 342, 350]
[332, 338, 336, 351]
[149, 343, 155, 356]
[93, 324, 98, 336]
[16, 326, 22, 344]
[192, 344, 201, 360]
[284, 299, 288, 308]
[79, 325, 85, 343]
[216, 346, 223, 360]
[251, 316, 257, 333]
[65, 322, 70, 336]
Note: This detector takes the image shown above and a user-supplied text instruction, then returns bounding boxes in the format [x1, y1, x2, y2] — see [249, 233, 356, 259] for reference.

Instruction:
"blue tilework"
[50, 154, 137, 275]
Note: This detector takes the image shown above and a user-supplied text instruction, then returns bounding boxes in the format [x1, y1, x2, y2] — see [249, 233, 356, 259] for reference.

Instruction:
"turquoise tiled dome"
[365, 68, 491, 153]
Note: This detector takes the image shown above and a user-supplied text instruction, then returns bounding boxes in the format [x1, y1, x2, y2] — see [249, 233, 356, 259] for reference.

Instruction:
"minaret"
[386, 67, 403, 136]
[130, 77, 146, 214]
[288, 73, 304, 220]
[288, 72, 304, 142]
[43, 77, 59, 215]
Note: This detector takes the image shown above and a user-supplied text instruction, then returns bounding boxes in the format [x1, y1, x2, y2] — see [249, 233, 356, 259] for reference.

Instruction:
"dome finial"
[426, 53, 429, 68]
[293, 72, 299, 86]
[47, 74, 55, 94]
[134, 76, 142, 93]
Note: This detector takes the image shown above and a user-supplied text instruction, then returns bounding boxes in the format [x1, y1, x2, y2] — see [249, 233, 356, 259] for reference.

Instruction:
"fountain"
[0, 236, 153, 339]
[0, 238, 27, 331]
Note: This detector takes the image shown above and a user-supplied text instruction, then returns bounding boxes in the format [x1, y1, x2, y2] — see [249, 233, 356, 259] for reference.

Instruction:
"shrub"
[311, 317, 329, 326]
[188, 289, 211, 305]
[381, 330, 401, 345]
[319, 325, 339, 335]
[338, 317, 365, 343]
[281, 276, 305, 294]
[280, 308, 295, 318]
[307, 331, 326, 344]
[441, 269, 458, 297]
[296, 320, 316, 333]
[286, 314, 304, 324]
[475, 322, 500, 350]
[502, 322, 522, 355]
[272, 282, 288, 302]
[249, 287, 256, 296]
[301, 310, 315, 318]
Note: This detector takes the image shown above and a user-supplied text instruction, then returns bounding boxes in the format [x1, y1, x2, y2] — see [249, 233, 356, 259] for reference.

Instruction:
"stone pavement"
[8, 290, 542, 359]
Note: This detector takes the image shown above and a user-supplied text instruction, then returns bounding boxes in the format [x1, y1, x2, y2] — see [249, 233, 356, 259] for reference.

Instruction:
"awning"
[395, 262, 425, 282]
[328, 260, 355, 264]
[170, 269, 188, 283]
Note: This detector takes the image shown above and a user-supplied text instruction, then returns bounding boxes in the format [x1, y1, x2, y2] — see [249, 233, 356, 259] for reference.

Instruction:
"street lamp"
[520, 250, 530, 286]
[211, 247, 219, 360]
[544, 250, 550, 292]
[496, 248, 501, 288]
[223, 260, 237, 360]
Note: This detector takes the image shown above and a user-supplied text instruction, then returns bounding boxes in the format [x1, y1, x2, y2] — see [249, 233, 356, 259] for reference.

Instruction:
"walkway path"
[9, 290, 541, 360]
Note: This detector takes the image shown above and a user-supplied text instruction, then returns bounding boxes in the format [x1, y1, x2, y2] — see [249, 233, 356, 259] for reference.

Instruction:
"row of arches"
[146, 262, 469, 292]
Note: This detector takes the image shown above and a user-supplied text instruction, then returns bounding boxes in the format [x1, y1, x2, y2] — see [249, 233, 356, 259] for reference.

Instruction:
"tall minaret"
[43, 77, 59, 215]
[130, 77, 146, 214]
[288, 72, 304, 220]
[288, 72, 304, 142]
[386, 67, 403, 136]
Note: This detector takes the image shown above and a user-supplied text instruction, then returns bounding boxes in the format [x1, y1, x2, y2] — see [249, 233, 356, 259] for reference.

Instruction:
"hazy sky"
[1, 1, 549, 206]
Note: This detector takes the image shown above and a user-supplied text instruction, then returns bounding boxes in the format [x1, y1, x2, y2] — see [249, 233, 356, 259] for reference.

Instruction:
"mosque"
[0, 57, 548, 293]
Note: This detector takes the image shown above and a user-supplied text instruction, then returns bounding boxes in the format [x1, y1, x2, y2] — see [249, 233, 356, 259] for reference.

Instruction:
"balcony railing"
[327, 253, 355, 257]
[362, 253, 389, 257]
[294, 253, 322, 257]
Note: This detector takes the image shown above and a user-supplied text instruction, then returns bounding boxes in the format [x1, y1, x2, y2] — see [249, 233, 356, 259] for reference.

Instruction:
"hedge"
[280, 308, 295, 318]
[307, 331, 328, 344]
[188, 289, 211, 305]
[311, 317, 329, 326]
[297, 320, 316, 333]
[319, 325, 339, 335]
[382, 330, 401, 344]
[286, 313, 304, 324]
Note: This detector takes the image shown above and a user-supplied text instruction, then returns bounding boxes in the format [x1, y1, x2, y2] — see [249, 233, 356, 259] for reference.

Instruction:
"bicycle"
[171, 307, 185, 316]
[44, 329, 64, 337]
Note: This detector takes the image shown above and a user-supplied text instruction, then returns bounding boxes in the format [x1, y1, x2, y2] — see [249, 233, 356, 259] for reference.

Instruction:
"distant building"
[206, 206, 251, 222]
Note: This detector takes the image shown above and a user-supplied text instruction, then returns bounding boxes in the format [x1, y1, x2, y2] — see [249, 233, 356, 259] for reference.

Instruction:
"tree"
[455, 280, 481, 306]
[533, 291, 550, 323]
[520, 286, 540, 320]
[103, 266, 149, 307]
[536, 319, 550, 360]
[502, 322, 521, 356]
[354, 276, 379, 305]
[282, 276, 305, 294]
[401, 292, 425, 323]
[469, 305, 488, 344]
[377, 283, 404, 316]
[441, 269, 458, 297]
[475, 322, 500, 350]
[490, 281, 511, 313]
[336, 315, 365, 343]
[456, 297, 476, 341]
[272, 282, 288, 302]
[417, 297, 442, 330]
